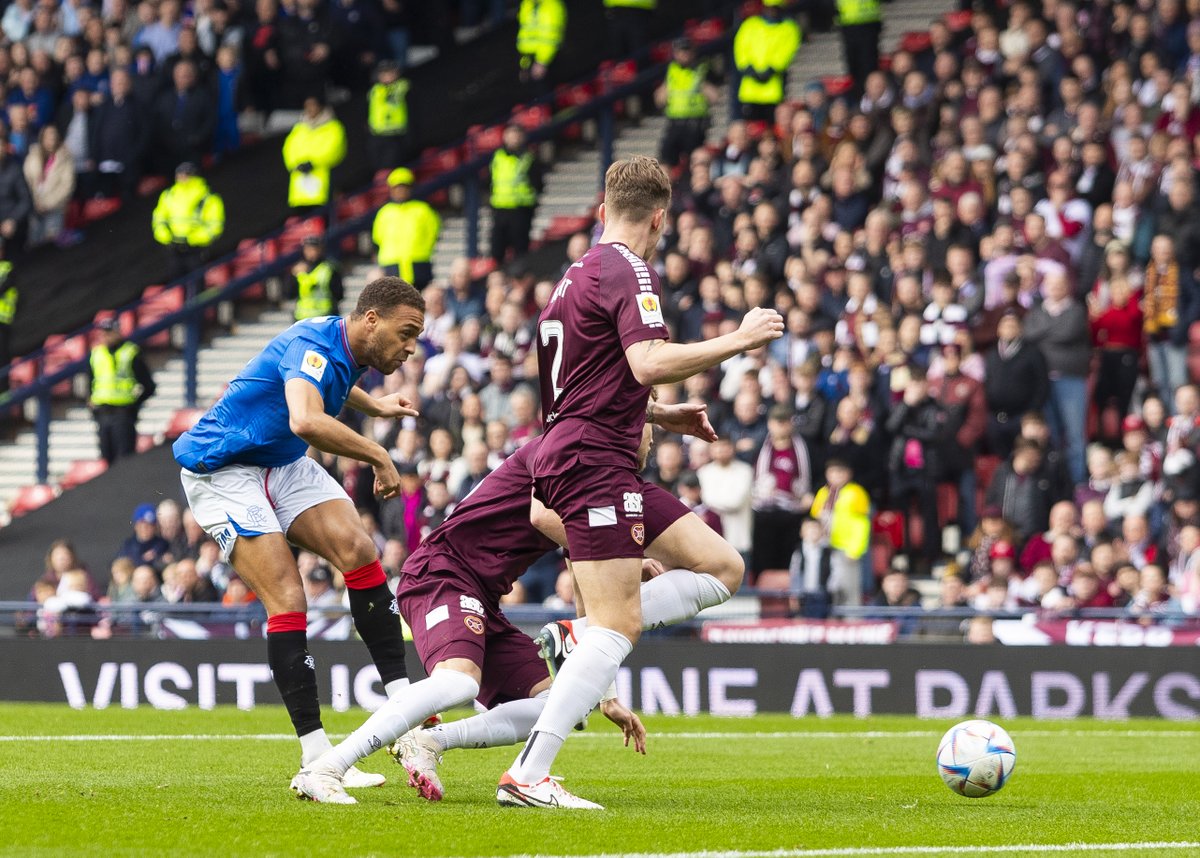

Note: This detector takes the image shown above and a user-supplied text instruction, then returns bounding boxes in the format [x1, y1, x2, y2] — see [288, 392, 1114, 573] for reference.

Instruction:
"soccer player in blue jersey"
[173, 276, 424, 798]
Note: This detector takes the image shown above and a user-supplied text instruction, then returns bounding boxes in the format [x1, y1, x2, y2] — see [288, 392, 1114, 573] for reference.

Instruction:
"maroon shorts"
[398, 564, 549, 709]
[535, 467, 690, 562]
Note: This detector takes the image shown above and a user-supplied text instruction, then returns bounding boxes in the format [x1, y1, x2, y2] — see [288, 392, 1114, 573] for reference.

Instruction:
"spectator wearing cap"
[91, 68, 147, 200]
[366, 60, 410, 172]
[1143, 234, 1196, 405]
[282, 93, 346, 217]
[116, 503, 171, 569]
[750, 403, 813, 576]
[151, 59, 215, 175]
[151, 161, 225, 280]
[983, 311, 1048, 460]
[655, 38, 719, 170]
[732, 0, 800, 123]
[87, 317, 155, 466]
[288, 234, 343, 320]
[371, 167, 440, 290]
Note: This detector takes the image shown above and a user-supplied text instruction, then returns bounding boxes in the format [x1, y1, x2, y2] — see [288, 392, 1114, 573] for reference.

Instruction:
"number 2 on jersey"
[539, 319, 565, 400]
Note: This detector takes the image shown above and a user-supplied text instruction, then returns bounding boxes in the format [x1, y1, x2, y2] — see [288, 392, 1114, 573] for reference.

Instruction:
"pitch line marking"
[477, 844, 1200, 858]
[0, 728, 1198, 742]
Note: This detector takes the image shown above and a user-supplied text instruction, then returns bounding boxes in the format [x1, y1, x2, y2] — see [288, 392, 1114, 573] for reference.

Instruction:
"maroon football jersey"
[403, 439, 557, 602]
[533, 241, 669, 474]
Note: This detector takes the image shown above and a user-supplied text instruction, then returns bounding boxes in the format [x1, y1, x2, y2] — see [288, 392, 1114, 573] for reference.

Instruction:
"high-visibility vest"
[151, 177, 225, 248]
[664, 61, 710, 119]
[90, 342, 140, 406]
[810, 482, 871, 560]
[373, 200, 441, 282]
[295, 260, 337, 320]
[368, 80, 409, 136]
[517, 0, 566, 66]
[733, 15, 801, 106]
[282, 116, 347, 207]
[0, 261, 16, 326]
[837, 0, 881, 26]
[490, 150, 536, 209]
[604, 0, 655, 9]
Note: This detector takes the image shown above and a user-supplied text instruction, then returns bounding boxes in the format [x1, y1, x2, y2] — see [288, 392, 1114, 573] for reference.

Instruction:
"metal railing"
[0, 25, 736, 487]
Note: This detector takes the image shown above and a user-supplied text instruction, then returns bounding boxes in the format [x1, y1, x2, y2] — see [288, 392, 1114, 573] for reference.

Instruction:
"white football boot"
[290, 767, 357, 804]
[389, 729, 445, 801]
[342, 765, 386, 789]
[496, 773, 603, 810]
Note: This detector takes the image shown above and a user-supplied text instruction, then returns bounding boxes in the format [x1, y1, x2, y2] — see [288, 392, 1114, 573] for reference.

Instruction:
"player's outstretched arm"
[625, 307, 783, 387]
[345, 384, 420, 418]
[650, 400, 718, 442]
[285, 378, 402, 497]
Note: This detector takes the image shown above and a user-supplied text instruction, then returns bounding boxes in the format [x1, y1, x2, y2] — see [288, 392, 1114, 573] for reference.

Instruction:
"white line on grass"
[479, 843, 1200, 858]
[0, 729, 1198, 743]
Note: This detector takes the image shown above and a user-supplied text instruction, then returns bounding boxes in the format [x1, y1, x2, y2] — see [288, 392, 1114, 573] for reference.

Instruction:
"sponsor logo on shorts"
[425, 604, 449, 630]
[587, 506, 617, 527]
[623, 492, 643, 515]
[300, 350, 328, 382]
[631, 523, 645, 546]
[459, 595, 485, 616]
[464, 615, 485, 635]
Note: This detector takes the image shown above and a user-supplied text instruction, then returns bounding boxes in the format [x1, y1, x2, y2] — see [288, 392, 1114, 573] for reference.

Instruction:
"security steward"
[371, 167, 440, 289]
[366, 60, 410, 172]
[837, 0, 881, 98]
[88, 318, 156, 466]
[151, 162, 225, 281]
[282, 93, 347, 218]
[0, 259, 16, 397]
[488, 124, 542, 266]
[733, 0, 801, 122]
[289, 234, 344, 320]
[654, 37, 719, 170]
[517, 0, 565, 86]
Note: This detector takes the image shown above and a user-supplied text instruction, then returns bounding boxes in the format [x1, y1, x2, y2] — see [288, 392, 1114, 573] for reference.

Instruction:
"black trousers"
[381, 261, 433, 290]
[752, 507, 804, 578]
[605, 7, 652, 60]
[659, 118, 709, 171]
[167, 245, 209, 283]
[490, 206, 533, 265]
[738, 101, 777, 123]
[366, 133, 411, 173]
[840, 21, 881, 97]
[95, 404, 138, 465]
[1094, 349, 1140, 427]
[891, 470, 940, 564]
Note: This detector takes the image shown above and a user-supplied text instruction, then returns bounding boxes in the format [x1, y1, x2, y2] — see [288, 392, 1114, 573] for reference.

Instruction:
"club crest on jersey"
[300, 350, 328, 382]
[631, 523, 645, 546]
[636, 293, 665, 326]
[464, 615, 485, 635]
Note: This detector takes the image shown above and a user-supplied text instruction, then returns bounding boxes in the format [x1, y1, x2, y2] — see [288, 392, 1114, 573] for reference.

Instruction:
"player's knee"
[713, 544, 746, 596]
[340, 532, 379, 572]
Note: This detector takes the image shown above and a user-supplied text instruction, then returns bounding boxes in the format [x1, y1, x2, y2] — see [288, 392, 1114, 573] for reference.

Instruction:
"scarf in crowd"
[1144, 262, 1180, 335]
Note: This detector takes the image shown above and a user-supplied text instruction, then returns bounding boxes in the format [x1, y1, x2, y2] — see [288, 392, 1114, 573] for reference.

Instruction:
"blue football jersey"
[173, 316, 366, 471]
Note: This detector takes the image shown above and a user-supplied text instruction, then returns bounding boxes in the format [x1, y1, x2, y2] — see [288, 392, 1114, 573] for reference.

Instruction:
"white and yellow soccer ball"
[936, 719, 1017, 798]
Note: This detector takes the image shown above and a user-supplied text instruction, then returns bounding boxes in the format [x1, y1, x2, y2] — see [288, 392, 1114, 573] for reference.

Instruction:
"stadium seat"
[136, 433, 156, 453]
[936, 483, 959, 527]
[944, 10, 973, 31]
[137, 175, 168, 197]
[755, 569, 793, 618]
[7, 356, 37, 389]
[9, 483, 58, 517]
[164, 407, 205, 440]
[739, 0, 763, 20]
[204, 262, 232, 290]
[822, 75, 854, 97]
[542, 215, 594, 242]
[649, 41, 672, 64]
[900, 31, 933, 54]
[872, 510, 904, 550]
[974, 454, 1002, 513]
[91, 310, 135, 345]
[81, 197, 122, 224]
[136, 285, 185, 349]
[1189, 320, 1200, 345]
[469, 257, 497, 280]
[871, 535, 896, 578]
[512, 103, 552, 133]
[878, 53, 893, 71]
[467, 124, 505, 156]
[278, 217, 324, 255]
[59, 458, 108, 491]
[685, 17, 726, 44]
[41, 334, 87, 398]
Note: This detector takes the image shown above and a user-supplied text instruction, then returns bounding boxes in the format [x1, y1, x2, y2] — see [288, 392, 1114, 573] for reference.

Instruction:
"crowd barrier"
[4, 639, 1197, 719]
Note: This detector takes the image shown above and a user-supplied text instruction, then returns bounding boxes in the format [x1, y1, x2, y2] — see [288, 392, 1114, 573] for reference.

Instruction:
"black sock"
[348, 583, 409, 687]
[267, 630, 322, 737]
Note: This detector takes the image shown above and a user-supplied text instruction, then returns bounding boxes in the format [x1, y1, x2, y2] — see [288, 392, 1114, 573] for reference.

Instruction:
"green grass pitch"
[1, 703, 1198, 858]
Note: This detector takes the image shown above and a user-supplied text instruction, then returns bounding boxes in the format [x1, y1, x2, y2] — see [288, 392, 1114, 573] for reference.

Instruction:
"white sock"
[318, 669, 480, 775]
[299, 727, 332, 766]
[508, 627, 631, 784]
[385, 677, 410, 698]
[566, 571, 731, 638]
[429, 690, 549, 752]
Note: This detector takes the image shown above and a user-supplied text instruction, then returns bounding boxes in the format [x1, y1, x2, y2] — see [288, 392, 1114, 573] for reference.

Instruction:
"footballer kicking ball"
[936, 719, 1016, 798]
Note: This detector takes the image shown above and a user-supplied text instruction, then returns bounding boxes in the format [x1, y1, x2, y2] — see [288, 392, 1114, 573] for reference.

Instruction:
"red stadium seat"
[204, 262, 232, 290]
[82, 197, 122, 224]
[685, 17, 726, 44]
[900, 31, 933, 54]
[822, 75, 853, 97]
[42, 334, 87, 398]
[60, 458, 108, 491]
[469, 257, 497, 280]
[9, 483, 58, 517]
[164, 407, 205, 440]
[871, 536, 895, 577]
[738, 0, 762, 20]
[649, 41, 672, 64]
[974, 454, 1002, 514]
[136, 433, 156, 453]
[137, 176, 168, 198]
[1189, 321, 1200, 345]
[7, 356, 37, 388]
[137, 285, 185, 349]
[542, 214, 594, 242]
[467, 124, 505, 157]
[878, 53, 893, 72]
[936, 483, 959, 528]
[278, 217, 324, 255]
[756, 569, 792, 618]
[512, 103, 552, 133]
[872, 510, 904, 550]
[944, 10, 973, 32]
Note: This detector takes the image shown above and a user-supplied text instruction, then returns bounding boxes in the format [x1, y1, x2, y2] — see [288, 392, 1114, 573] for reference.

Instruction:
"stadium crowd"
[20, 0, 1200, 639]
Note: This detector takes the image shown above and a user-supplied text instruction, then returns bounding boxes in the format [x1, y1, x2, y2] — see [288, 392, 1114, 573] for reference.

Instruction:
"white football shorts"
[180, 457, 350, 561]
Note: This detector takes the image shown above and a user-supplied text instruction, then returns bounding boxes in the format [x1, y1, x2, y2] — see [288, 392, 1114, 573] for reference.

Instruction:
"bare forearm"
[345, 385, 380, 416]
[293, 412, 389, 468]
[631, 334, 747, 386]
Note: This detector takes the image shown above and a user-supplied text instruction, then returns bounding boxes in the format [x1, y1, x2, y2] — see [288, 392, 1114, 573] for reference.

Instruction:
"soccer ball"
[936, 719, 1016, 798]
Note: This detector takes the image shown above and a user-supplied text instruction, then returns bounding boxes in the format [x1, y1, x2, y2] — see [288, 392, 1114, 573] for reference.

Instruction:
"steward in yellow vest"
[366, 60, 411, 172]
[88, 318, 156, 465]
[733, 0, 801, 121]
[0, 260, 16, 394]
[517, 0, 565, 84]
[290, 235, 344, 320]
[837, 0, 882, 97]
[152, 162, 225, 280]
[282, 95, 347, 213]
[372, 168, 441, 289]
[654, 38, 720, 169]
[489, 125, 542, 265]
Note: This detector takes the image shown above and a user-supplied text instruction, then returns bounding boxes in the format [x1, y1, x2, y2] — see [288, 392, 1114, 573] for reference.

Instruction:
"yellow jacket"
[734, 15, 801, 106]
[373, 199, 441, 282]
[517, 0, 566, 66]
[810, 482, 871, 560]
[282, 112, 347, 207]
[152, 176, 225, 247]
